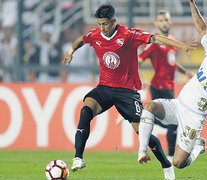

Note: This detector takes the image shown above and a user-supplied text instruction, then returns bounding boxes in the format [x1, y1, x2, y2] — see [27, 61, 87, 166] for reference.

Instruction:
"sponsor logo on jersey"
[116, 38, 124, 46]
[197, 67, 207, 91]
[102, 52, 120, 69]
[96, 41, 101, 47]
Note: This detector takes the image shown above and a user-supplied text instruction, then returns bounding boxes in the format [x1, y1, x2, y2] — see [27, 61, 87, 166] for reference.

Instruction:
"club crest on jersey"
[102, 52, 120, 69]
[116, 38, 124, 46]
[197, 67, 207, 92]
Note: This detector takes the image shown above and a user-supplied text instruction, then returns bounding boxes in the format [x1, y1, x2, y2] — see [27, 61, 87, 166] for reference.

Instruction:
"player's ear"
[112, 18, 116, 27]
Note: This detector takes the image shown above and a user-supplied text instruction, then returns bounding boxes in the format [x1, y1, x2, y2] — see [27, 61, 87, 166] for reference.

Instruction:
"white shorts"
[156, 98, 206, 153]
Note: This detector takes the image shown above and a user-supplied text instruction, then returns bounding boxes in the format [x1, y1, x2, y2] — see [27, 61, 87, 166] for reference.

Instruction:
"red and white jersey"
[139, 34, 178, 90]
[83, 24, 152, 90]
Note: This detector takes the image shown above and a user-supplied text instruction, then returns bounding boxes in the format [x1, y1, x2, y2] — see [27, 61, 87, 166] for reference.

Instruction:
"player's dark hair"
[95, 4, 115, 19]
[157, 10, 170, 16]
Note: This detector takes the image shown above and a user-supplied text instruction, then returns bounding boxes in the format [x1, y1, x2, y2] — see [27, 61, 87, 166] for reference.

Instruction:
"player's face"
[155, 13, 172, 34]
[97, 18, 116, 37]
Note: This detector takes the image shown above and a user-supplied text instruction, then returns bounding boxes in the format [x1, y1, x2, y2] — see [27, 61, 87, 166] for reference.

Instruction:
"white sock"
[138, 110, 155, 152]
[185, 144, 203, 167]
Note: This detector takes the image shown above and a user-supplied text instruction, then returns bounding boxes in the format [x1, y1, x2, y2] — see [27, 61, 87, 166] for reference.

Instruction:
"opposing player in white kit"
[138, 0, 206, 170]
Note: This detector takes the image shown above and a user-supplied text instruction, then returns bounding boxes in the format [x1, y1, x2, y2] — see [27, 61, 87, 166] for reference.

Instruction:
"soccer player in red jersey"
[62, 4, 196, 178]
[138, 10, 193, 161]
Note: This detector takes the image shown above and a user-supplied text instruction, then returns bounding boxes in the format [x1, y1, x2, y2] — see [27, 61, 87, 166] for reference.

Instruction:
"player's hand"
[185, 71, 194, 78]
[62, 48, 74, 65]
[181, 40, 197, 56]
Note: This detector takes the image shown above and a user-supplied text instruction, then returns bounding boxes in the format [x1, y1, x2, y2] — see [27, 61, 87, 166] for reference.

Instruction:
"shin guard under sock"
[75, 106, 93, 158]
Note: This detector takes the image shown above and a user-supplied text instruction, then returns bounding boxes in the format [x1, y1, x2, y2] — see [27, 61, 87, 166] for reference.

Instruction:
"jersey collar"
[101, 30, 118, 40]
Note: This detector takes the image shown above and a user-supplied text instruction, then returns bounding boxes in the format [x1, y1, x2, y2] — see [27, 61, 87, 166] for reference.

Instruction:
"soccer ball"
[45, 160, 69, 180]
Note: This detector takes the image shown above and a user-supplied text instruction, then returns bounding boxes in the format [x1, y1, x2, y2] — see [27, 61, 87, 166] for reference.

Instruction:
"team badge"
[116, 38, 124, 46]
[102, 52, 120, 69]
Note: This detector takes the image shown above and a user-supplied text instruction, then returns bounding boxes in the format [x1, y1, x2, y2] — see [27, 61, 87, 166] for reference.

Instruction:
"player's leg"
[114, 89, 172, 170]
[72, 85, 113, 171]
[131, 122, 171, 168]
[151, 86, 177, 159]
[74, 97, 102, 159]
[72, 97, 101, 171]
[138, 100, 168, 162]
[171, 106, 206, 169]
[138, 98, 178, 161]
[138, 100, 165, 161]
[138, 100, 176, 179]
[160, 89, 177, 160]
[167, 124, 177, 158]
[172, 138, 205, 168]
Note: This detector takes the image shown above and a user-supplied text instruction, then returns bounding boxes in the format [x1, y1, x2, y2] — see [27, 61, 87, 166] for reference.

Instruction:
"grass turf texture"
[0, 150, 206, 180]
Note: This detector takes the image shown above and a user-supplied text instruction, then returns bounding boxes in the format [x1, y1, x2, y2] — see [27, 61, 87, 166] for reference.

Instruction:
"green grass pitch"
[0, 150, 206, 180]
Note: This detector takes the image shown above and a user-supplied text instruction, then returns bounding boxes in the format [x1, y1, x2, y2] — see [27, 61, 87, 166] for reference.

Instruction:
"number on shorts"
[134, 101, 141, 116]
[198, 98, 207, 112]
[183, 126, 196, 140]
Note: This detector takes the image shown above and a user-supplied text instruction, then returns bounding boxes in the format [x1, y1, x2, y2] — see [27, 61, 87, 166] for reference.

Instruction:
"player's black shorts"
[150, 85, 174, 100]
[84, 85, 143, 123]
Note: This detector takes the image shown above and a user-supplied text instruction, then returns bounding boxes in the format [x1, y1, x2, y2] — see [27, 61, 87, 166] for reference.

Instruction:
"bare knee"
[172, 146, 190, 169]
[144, 101, 157, 113]
[84, 97, 102, 116]
[144, 101, 165, 119]
[172, 158, 186, 169]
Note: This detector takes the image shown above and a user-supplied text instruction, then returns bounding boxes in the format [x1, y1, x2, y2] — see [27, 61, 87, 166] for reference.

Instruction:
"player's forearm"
[189, 0, 206, 38]
[69, 36, 85, 55]
[176, 63, 186, 74]
[153, 35, 184, 49]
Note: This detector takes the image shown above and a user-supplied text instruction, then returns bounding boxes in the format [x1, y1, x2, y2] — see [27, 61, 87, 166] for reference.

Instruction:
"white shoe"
[196, 137, 206, 154]
[71, 157, 86, 172]
[163, 165, 175, 180]
[138, 151, 150, 164]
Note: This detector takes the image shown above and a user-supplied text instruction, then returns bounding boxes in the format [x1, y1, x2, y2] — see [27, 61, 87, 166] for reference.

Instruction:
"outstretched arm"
[62, 36, 85, 65]
[176, 63, 194, 78]
[150, 35, 197, 55]
[189, 0, 206, 39]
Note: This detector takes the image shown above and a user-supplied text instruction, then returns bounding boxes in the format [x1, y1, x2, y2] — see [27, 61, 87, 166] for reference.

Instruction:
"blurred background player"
[62, 4, 196, 179]
[138, 10, 193, 161]
[138, 0, 206, 170]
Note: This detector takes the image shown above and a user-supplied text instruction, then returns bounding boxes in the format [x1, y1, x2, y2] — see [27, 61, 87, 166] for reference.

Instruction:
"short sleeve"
[139, 44, 153, 61]
[129, 29, 152, 47]
[83, 31, 93, 45]
[201, 33, 207, 53]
